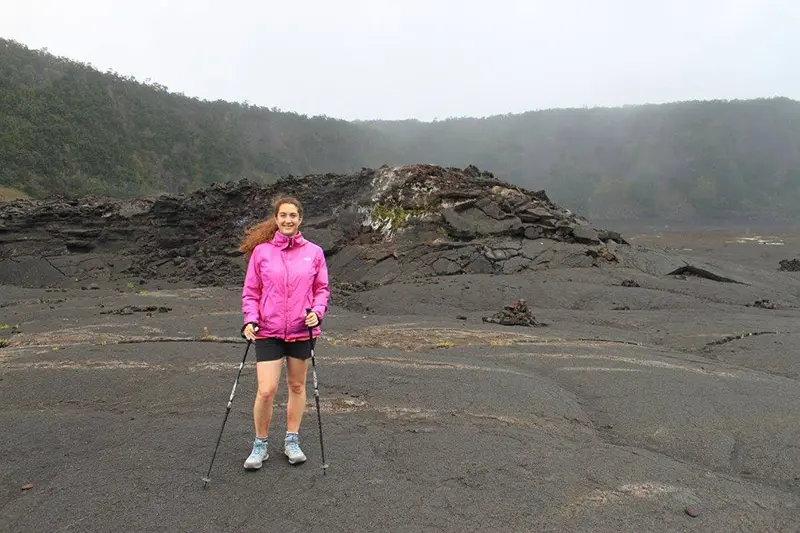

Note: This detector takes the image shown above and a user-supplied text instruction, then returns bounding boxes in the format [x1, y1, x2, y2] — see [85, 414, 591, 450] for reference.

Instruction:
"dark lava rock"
[0, 164, 628, 290]
[100, 305, 172, 315]
[779, 258, 800, 272]
[747, 299, 778, 309]
[482, 299, 545, 327]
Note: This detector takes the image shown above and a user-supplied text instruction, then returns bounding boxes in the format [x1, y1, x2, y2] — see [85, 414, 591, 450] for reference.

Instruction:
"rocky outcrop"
[1, 164, 629, 288]
[747, 299, 778, 310]
[482, 299, 545, 327]
[779, 258, 800, 272]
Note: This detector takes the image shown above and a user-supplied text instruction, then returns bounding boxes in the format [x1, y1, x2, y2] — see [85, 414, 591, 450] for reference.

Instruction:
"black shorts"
[254, 338, 314, 362]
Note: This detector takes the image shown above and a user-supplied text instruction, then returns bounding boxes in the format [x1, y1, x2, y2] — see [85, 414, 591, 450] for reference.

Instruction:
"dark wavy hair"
[239, 195, 303, 259]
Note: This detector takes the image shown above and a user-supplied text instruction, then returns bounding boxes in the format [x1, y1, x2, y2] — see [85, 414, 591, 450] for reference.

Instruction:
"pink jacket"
[242, 231, 330, 341]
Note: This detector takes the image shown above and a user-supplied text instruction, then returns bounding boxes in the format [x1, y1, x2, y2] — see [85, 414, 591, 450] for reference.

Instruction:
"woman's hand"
[305, 311, 319, 328]
[243, 323, 259, 341]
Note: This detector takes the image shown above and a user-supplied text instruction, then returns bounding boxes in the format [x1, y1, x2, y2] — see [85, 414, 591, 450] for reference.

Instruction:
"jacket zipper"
[283, 243, 289, 339]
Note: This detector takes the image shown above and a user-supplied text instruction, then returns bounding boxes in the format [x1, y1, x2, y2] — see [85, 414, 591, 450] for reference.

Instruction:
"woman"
[238, 195, 330, 470]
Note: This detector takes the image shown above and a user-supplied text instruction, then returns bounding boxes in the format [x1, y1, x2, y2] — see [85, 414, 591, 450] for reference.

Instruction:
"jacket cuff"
[240, 321, 258, 338]
[312, 306, 326, 323]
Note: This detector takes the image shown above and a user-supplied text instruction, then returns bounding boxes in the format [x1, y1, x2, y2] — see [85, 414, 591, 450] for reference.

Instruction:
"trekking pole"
[202, 339, 252, 489]
[307, 308, 329, 475]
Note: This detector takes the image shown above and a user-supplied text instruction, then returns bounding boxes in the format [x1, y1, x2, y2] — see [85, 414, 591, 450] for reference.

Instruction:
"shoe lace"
[286, 438, 301, 455]
[253, 441, 267, 456]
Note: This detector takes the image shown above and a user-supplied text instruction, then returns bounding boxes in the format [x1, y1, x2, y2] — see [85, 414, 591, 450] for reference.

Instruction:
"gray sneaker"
[244, 438, 269, 470]
[284, 434, 307, 464]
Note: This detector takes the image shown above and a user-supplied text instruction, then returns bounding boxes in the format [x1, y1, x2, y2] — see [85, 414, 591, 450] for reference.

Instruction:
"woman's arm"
[242, 249, 262, 326]
[310, 249, 330, 323]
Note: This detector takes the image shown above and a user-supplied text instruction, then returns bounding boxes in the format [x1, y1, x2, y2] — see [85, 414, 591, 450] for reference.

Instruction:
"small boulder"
[779, 258, 800, 272]
[482, 299, 545, 327]
[748, 299, 777, 309]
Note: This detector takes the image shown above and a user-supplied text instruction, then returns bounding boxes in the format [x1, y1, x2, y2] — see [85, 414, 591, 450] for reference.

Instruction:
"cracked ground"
[2, 230, 800, 532]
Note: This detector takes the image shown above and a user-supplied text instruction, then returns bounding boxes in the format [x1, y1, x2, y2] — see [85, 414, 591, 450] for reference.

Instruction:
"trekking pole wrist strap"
[240, 322, 258, 338]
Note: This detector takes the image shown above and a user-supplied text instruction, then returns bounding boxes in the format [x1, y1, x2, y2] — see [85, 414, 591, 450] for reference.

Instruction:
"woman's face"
[275, 203, 302, 236]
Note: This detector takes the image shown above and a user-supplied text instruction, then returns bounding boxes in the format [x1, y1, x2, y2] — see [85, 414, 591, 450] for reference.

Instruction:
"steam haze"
[2, 0, 798, 120]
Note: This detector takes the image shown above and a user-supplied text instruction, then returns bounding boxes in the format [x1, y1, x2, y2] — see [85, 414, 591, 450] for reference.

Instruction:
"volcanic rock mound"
[0, 164, 625, 289]
[2, 163, 759, 302]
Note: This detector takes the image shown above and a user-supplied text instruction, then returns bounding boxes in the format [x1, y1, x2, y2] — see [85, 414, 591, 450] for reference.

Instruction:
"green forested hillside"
[2, 37, 799, 222]
[0, 38, 398, 197]
[365, 99, 800, 221]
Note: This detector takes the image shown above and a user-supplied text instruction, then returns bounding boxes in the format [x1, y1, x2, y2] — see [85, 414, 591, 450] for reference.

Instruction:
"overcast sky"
[2, 0, 798, 121]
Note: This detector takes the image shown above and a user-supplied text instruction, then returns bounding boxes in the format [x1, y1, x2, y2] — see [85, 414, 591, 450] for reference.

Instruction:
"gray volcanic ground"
[1, 165, 800, 532]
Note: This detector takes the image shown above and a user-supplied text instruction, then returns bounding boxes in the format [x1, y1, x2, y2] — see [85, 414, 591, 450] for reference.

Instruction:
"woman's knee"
[256, 386, 278, 403]
[287, 379, 306, 396]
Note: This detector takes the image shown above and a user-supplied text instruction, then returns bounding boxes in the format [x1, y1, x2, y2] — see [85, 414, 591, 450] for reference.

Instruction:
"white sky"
[2, 0, 798, 121]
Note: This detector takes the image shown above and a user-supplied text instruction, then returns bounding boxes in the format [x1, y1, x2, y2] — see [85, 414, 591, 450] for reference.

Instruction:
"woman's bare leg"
[253, 360, 283, 437]
[285, 356, 309, 433]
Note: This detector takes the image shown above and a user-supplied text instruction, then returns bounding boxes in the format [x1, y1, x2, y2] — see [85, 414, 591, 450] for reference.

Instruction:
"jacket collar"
[271, 230, 306, 250]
